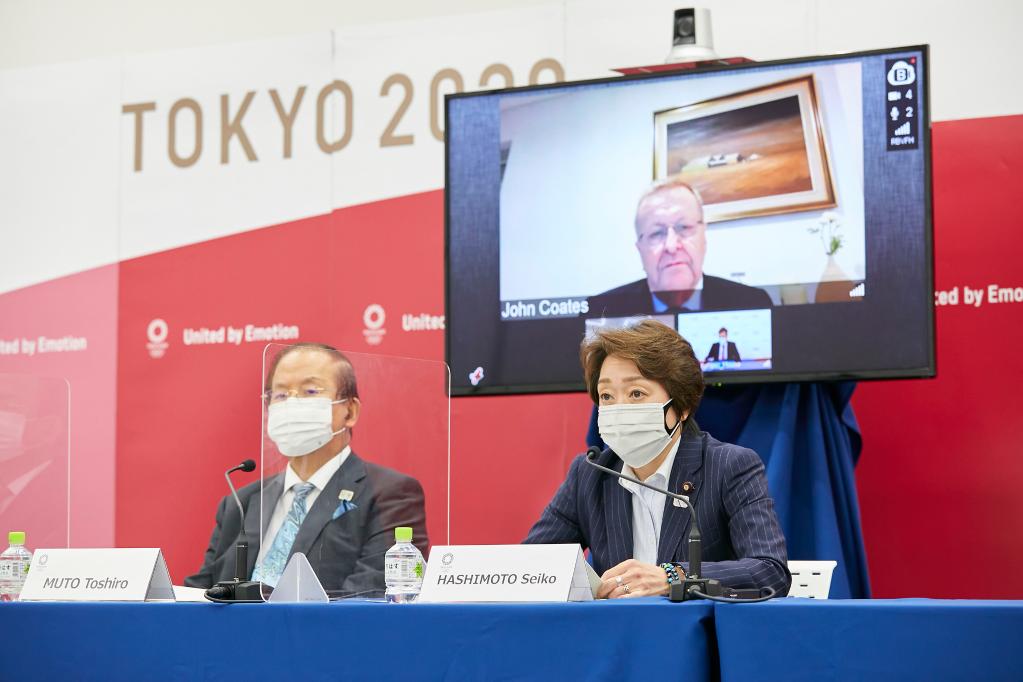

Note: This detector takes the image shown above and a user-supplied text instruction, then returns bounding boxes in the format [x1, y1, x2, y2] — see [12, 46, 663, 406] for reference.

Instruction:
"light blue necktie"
[252, 482, 316, 587]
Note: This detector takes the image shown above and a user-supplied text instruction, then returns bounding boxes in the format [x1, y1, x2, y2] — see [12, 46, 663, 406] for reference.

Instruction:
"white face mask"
[598, 399, 680, 469]
[267, 397, 347, 457]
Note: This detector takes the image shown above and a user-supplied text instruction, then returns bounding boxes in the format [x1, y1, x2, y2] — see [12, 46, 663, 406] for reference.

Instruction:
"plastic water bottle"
[0, 531, 33, 602]
[384, 526, 424, 603]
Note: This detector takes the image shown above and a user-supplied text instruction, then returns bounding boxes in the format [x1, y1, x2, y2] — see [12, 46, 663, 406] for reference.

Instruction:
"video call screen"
[446, 46, 933, 395]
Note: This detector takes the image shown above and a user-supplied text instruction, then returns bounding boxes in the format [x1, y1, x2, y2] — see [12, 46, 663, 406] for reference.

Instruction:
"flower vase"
[814, 254, 854, 303]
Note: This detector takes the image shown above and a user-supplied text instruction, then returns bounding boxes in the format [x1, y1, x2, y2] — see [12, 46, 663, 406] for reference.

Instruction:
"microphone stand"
[205, 460, 266, 603]
[585, 446, 739, 602]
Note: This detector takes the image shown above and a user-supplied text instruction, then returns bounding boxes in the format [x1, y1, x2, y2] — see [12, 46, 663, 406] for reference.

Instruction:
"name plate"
[419, 544, 600, 603]
[20, 548, 175, 602]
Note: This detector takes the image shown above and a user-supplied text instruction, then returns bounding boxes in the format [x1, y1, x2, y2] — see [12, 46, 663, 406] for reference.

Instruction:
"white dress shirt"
[618, 437, 681, 565]
[255, 446, 350, 565]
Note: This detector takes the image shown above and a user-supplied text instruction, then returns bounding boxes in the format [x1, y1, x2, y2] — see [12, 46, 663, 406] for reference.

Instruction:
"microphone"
[585, 445, 743, 602]
[229, 459, 256, 474]
[205, 459, 266, 603]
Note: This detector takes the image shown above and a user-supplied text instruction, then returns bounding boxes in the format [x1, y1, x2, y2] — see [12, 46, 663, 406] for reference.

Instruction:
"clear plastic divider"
[0, 374, 70, 552]
[257, 344, 448, 599]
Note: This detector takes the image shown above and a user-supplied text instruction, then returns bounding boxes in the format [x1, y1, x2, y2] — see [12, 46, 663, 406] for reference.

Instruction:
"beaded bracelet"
[660, 562, 681, 585]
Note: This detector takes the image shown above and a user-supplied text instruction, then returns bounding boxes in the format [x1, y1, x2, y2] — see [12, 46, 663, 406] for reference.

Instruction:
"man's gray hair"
[634, 178, 705, 232]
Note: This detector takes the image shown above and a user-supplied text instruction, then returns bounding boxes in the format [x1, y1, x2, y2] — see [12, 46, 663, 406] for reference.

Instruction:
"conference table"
[717, 598, 1023, 681]
[3, 597, 1022, 680]
[0, 598, 716, 681]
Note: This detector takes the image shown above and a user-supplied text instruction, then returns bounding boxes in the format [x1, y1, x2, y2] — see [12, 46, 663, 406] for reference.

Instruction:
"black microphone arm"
[205, 459, 265, 603]
[584, 446, 704, 579]
[224, 459, 256, 580]
[584, 446, 774, 603]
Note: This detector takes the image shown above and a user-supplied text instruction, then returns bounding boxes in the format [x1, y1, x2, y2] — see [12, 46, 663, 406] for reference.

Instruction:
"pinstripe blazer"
[524, 427, 790, 594]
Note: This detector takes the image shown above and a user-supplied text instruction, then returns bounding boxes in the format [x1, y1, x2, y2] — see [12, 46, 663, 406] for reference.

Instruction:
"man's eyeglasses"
[637, 222, 701, 250]
[262, 387, 339, 404]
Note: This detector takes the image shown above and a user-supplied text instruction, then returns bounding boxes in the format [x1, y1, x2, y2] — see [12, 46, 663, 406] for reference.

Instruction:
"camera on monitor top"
[666, 8, 718, 63]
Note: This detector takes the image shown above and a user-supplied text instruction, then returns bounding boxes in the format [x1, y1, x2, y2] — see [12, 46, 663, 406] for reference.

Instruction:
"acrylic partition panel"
[0, 374, 70, 552]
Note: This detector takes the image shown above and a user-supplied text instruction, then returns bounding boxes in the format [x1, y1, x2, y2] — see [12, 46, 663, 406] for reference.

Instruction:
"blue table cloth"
[715, 598, 1023, 682]
[9, 596, 1022, 680]
[0, 597, 715, 681]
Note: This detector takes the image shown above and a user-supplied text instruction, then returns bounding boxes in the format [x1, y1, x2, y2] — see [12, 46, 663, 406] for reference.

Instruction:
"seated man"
[525, 320, 789, 597]
[588, 179, 773, 316]
[185, 342, 427, 595]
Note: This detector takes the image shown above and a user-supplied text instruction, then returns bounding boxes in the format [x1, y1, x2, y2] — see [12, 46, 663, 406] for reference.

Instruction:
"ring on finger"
[615, 575, 623, 585]
[623, 583, 631, 594]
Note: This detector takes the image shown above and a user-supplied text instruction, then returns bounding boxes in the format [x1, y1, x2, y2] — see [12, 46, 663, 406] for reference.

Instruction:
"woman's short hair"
[580, 320, 704, 417]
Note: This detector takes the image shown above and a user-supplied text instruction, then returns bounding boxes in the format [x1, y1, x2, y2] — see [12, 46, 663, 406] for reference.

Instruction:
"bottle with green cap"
[0, 531, 33, 602]
[384, 526, 424, 603]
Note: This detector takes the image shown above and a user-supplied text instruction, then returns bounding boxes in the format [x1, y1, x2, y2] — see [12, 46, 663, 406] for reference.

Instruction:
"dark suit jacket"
[705, 341, 741, 362]
[587, 275, 773, 317]
[184, 451, 427, 596]
[524, 428, 790, 594]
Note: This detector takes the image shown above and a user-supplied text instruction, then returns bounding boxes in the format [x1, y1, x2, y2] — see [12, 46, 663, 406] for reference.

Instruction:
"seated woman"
[525, 320, 790, 598]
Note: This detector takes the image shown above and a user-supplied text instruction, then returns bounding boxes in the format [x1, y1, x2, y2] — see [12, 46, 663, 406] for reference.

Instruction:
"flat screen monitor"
[446, 46, 933, 395]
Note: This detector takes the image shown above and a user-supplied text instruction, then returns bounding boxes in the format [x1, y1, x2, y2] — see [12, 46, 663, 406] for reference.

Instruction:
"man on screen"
[184, 343, 428, 595]
[587, 179, 773, 316]
[705, 327, 741, 362]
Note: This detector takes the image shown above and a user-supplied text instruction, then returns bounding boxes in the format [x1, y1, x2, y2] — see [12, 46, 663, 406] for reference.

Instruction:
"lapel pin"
[339, 489, 354, 502]
[681, 481, 695, 494]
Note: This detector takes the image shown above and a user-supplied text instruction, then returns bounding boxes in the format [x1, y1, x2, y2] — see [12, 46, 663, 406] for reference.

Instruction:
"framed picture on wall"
[653, 75, 836, 223]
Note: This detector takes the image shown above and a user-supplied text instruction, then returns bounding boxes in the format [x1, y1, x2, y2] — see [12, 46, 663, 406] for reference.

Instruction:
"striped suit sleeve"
[523, 455, 585, 545]
[687, 446, 791, 595]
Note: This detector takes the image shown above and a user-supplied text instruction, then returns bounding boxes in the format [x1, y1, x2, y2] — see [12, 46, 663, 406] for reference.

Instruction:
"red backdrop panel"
[116, 214, 336, 581]
[117, 115, 1023, 596]
[854, 114, 1023, 598]
[0, 265, 119, 548]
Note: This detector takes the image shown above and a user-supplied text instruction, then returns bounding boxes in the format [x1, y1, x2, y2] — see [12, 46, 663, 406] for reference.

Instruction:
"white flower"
[812, 212, 844, 255]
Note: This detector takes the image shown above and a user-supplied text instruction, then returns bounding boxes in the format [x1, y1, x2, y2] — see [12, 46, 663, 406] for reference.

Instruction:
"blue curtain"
[586, 382, 870, 598]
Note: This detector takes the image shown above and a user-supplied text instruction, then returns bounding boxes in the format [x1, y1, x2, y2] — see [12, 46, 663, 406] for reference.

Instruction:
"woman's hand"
[597, 559, 677, 599]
